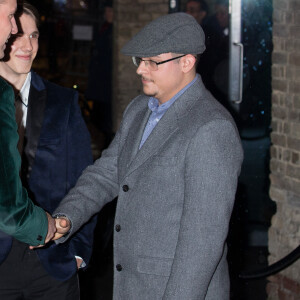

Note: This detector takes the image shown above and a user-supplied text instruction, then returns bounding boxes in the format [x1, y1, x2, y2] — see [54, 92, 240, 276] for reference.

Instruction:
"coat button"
[115, 224, 121, 232]
[116, 264, 123, 272]
[122, 185, 129, 192]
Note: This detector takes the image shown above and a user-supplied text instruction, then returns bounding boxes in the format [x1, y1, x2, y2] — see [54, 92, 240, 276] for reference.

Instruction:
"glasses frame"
[132, 54, 186, 71]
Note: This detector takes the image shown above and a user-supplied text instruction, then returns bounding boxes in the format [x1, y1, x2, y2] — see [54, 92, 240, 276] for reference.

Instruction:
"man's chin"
[142, 88, 155, 98]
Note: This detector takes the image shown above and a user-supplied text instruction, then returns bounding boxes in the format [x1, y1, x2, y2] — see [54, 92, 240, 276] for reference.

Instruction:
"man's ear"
[181, 54, 197, 73]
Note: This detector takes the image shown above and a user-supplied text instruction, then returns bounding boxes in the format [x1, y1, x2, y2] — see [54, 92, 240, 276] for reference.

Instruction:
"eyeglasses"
[132, 55, 186, 71]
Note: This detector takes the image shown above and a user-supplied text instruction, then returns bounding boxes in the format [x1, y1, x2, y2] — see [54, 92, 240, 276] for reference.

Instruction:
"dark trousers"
[0, 239, 80, 300]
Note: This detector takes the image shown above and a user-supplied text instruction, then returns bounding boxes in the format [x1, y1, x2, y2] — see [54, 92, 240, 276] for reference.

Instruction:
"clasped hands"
[29, 213, 71, 249]
[30, 213, 83, 268]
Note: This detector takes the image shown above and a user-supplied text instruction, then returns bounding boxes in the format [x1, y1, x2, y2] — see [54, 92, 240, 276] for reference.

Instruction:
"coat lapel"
[123, 76, 205, 177]
[24, 72, 46, 174]
[118, 101, 151, 179]
[125, 100, 179, 177]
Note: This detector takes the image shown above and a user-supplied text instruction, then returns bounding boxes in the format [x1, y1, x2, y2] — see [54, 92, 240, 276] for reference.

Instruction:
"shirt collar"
[148, 74, 198, 113]
[19, 72, 31, 107]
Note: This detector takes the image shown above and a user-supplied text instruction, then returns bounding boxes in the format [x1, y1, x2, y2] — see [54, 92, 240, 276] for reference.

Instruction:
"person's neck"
[0, 63, 27, 93]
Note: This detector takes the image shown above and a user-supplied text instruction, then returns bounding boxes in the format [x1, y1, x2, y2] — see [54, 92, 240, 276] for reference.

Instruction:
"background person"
[0, 0, 56, 246]
[0, 3, 96, 299]
[185, 0, 208, 26]
[199, 0, 230, 110]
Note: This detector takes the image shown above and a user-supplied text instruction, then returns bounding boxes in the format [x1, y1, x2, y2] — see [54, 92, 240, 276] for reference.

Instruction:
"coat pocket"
[137, 256, 173, 277]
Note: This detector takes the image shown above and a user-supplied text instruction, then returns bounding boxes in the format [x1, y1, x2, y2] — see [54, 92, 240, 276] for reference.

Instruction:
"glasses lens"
[132, 57, 158, 71]
[148, 60, 158, 71]
[132, 57, 142, 68]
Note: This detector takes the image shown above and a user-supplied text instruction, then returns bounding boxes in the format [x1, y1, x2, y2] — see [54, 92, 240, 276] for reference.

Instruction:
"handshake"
[30, 213, 71, 249]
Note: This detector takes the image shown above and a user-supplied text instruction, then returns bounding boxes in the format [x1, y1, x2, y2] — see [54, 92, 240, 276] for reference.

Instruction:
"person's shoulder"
[124, 94, 149, 114]
[0, 77, 12, 92]
[0, 78, 14, 107]
[181, 98, 240, 148]
[199, 95, 234, 124]
[181, 83, 236, 132]
[34, 77, 78, 107]
[183, 77, 231, 118]
[31, 71, 76, 97]
[43, 78, 76, 97]
[131, 94, 149, 106]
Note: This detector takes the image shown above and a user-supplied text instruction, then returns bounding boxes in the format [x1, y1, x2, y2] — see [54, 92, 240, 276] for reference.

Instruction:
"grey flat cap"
[121, 12, 206, 57]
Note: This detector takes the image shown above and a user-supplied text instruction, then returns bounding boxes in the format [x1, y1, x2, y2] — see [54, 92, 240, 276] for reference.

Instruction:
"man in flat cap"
[53, 12, 243, 299]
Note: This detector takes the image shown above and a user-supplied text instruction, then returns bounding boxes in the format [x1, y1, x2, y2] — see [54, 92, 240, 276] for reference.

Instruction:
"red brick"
[273, 52, 288, 65]
[273, 65, 286, 78]
[285, 177, 300, 194]
[290, 0, 300, 10]
[286, 164, 300, 179]
[289, 26, 300, 39]
[270, 173, 287, 189]
[266, 281, 279, 298]
[278, 289, 294, 300]
[273, 106, 288, 119]
[284, 123, 291, 134]
[294, 95, 300, 109]
[286, 67, 300, 80]
[270, 159, 287, 173]
[273, 0, 288, 10]
[291, 152, 300, 164]
[282, 274, 300, 295]
[295, 12, 300, 25]
[270, 145, 278, 158]
[287, 137, 300, 151]
[272, 93, 281, 105]
[288, 110, 300, 122]
[289, 81, 300, 94]
[271, 133, 287, 147]
[273, 79, 288, 92]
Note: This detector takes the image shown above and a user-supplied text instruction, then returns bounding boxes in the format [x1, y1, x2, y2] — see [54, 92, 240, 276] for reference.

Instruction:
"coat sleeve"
[0, 79, 48, 245]
[63, 91, 97, 266]
[53, 115, 122, 241]
[163, 119, 243, 299]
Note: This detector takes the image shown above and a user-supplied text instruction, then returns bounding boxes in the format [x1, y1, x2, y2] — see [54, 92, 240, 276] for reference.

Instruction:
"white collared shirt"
[19, 72, 31, 128]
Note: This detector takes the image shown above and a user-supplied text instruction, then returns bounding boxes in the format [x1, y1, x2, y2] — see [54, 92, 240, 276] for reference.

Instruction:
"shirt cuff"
[75, 256, 86, 268]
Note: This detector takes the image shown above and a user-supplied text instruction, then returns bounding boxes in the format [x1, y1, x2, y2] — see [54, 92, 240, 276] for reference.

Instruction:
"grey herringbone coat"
[55, 76, 243, 299]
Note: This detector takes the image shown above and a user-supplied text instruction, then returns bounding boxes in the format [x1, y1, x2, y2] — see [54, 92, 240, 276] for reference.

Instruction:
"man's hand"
[53, 217, 71, 240]
[45, 212, 57, 243]
[29, 215, 70, 249]
[29, 212, 56, 249]
[76, 258, 83, 269]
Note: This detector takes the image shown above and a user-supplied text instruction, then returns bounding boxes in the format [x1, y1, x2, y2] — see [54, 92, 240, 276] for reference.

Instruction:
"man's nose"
[136, 61, 148, 75]
[21, 36, 33, 51]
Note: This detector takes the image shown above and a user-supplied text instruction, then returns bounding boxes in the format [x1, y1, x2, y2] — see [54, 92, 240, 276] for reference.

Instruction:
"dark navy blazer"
[0, 71, 96, 281]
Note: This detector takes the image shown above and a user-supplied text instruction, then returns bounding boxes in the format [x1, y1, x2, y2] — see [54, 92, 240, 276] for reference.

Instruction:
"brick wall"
[268, 0, 300, 298]
[112, 0, 168, 130]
